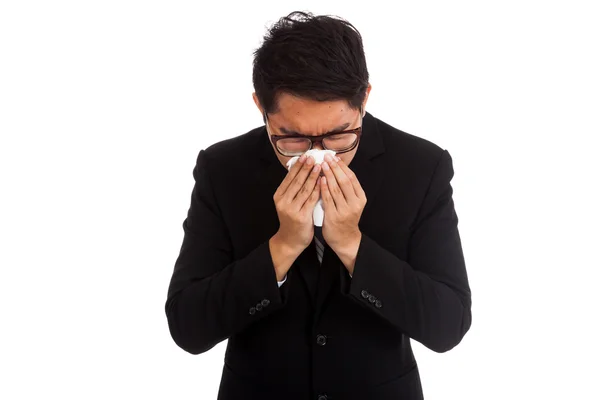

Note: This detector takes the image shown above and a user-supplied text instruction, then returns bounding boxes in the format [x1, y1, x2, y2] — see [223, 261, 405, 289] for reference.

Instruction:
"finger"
[282, 155, 316, 203]
[300, 175, 321, 213]
[325, 155, 356, 203]
[333, 156, 366, 201]
[320, 157, 346, 208]
[320, 176, 336, 212]
[274, 154, 307, 198]
[293, 162, 321, 208]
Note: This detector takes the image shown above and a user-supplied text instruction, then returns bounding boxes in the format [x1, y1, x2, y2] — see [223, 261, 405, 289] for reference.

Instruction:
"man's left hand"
[320, 154, 366, 266]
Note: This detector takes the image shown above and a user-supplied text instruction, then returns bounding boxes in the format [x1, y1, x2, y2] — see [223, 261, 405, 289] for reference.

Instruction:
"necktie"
[314, 225, 325, 244]
[305, 226, 325, 296]
[314, 226, 325, 265]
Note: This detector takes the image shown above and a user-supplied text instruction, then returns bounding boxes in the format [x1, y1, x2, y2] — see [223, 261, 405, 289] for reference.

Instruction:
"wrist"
[272, 232, 304, 257]
[333, 231, 362, 273]
[269, 233, 301, 280]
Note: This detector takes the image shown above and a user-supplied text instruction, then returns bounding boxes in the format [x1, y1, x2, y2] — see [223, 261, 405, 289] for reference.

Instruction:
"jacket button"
[261, 299, 270, 307]
[316, 334, 327, 346]
[256, 303, 263, 311]
[375, 299, 383, 308]
[249, 307, 256, 315]
[368, 294, 376, 303]
[317, 395, 328, 400]
[361, 290, 369, 299]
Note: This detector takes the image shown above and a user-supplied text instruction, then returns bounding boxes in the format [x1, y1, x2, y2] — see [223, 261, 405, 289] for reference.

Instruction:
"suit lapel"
[256, 111, 386, 311]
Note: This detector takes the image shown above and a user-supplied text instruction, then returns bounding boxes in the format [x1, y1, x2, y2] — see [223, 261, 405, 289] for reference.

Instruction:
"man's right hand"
[272, 153, 321, 256]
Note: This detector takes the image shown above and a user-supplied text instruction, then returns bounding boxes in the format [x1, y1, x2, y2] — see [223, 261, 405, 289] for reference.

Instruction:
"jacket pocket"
[333, 363, 424, 400]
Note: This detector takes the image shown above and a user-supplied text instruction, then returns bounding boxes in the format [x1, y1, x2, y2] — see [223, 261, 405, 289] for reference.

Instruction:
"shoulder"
[373, 115, 444, 162]
[194, 125, 265, 171]
[370, 114, 451, 177]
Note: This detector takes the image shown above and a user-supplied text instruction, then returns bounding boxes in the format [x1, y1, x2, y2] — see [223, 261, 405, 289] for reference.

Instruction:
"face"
[252, 85, 371, 171]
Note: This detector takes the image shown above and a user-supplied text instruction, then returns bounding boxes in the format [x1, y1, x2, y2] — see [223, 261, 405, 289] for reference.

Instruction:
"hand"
[320, 154, 366, 252]
[273, 154, 322, 254]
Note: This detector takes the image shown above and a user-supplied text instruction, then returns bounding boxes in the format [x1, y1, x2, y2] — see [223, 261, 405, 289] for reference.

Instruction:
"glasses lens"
[277, 138, 312, 156]
[276, 133, 358, 156]
[323, 133, 358, 151]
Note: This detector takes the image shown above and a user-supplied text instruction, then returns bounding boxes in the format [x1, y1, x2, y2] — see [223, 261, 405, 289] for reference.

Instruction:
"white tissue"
[285, 149, 337, 227]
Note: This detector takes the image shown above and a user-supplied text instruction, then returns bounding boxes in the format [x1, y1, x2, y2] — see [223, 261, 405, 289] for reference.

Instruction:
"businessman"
[165, 11, 472, 400]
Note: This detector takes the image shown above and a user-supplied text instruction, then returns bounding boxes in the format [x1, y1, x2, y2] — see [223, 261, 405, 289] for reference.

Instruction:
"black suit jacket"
[165, 111, 472, 400]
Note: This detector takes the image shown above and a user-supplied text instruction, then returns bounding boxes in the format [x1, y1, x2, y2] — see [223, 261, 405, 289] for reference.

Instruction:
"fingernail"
[335, 156, 340, 162]
[322, 161, 330, 171]
[324, 154, 332, 162]
[299, 154, 306, 163]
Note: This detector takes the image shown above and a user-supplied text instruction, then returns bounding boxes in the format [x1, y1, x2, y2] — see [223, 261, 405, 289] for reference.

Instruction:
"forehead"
[270, 93, 355, 135]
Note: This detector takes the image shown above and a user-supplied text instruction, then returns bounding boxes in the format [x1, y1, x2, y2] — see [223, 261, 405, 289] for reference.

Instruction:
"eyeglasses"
[265, 106, 363, 157]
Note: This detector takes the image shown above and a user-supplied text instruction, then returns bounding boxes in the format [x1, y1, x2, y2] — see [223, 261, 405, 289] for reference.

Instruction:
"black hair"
[252, 11, 369, 116]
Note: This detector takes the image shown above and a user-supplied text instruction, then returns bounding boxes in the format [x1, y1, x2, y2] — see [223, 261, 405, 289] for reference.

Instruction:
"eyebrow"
[279, 122, 352, 136]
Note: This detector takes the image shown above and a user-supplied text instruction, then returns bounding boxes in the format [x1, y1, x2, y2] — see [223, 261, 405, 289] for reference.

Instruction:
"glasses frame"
[265, 106, 364, 157]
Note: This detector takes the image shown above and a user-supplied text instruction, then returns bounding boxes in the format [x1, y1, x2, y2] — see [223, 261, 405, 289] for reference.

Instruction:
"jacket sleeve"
[165, 149, 290, 355]
[343, 149, 472, 353]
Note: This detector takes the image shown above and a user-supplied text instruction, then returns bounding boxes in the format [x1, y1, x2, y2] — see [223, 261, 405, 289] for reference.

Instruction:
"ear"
[252, 92, 264, 114]
[362, 83, 372, 115]
[252, 92, 268, 124]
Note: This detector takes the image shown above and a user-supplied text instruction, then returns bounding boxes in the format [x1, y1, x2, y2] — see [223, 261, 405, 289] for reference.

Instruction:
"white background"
[1, 1, 599, 399]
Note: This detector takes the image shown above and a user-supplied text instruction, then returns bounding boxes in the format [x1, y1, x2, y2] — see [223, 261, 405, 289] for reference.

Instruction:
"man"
[165, 11, 471, 400]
